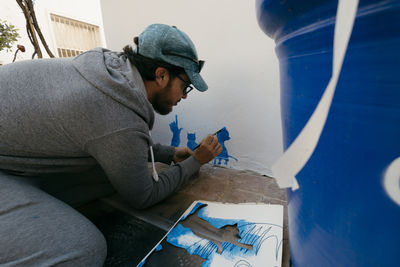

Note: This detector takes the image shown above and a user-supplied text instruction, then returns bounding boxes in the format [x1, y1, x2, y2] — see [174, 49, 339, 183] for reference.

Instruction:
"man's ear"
[155, 67, 170, 87]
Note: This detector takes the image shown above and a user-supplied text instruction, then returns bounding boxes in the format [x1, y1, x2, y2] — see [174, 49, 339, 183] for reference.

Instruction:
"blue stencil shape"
[169, 115, 182, 147]
[187, 132, 198, 151]
[214, 127, 238, 166]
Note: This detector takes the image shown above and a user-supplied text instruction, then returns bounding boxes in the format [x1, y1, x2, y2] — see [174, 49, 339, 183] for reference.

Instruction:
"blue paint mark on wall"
[213, 127, 238, 166]
[169, 115, 182, 147]
[168, 120, 238, 166]
[187, 132, 198, 151]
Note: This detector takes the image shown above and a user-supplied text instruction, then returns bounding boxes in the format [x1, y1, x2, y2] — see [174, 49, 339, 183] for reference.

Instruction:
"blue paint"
[169, 115, 182, 147]
[187, 132, 198, 151]
[168, 121, 238, 165]
[213, 127, 238, 166]
[181, 201, 206, 220]
[155, 244, 163, 252]
[257, 0, 400, 266]
[166, 224, 195, 246]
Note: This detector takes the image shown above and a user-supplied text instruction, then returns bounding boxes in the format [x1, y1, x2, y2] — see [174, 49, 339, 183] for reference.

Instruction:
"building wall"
[0, 0, 106, 64]
[100, 0, 283, 176]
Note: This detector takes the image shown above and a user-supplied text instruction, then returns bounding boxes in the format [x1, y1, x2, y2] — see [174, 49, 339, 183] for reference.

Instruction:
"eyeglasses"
[176, 75, 194, 95]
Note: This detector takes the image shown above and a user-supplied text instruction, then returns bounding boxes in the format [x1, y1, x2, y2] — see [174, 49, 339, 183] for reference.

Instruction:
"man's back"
[0, 50, 152, 175]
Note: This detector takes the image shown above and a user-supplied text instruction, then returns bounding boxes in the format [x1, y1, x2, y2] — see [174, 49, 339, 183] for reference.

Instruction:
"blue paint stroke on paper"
[169, 115, 182, 147]
[169, 220, 282, 260]
[187, 132, 198, 151]
[214, 127, 238, 166]
[155, 244, 163, 252]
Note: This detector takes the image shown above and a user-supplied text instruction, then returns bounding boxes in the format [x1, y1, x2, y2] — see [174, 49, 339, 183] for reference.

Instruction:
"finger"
[206, 135, 214, 144]
[200, 135, 210, 144]
[211, 135, 219, 146]
[186, 147, 194, 155]
[216, 146, 223, 155]
[215, 144, 222, 153]
[211, 138, 219, 149]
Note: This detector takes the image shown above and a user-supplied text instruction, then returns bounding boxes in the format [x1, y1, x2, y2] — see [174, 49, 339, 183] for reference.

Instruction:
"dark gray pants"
[0, 168, 114, 266]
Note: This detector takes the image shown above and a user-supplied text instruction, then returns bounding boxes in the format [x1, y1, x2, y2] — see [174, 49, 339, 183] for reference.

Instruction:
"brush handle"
[193, 128, 223, 150]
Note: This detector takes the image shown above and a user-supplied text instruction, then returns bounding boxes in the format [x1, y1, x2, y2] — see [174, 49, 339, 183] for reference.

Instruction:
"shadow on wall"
[169, 115, 238, 166]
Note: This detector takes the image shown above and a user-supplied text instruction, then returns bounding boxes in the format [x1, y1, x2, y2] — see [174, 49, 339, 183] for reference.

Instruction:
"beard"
[151, 84, 174, 115]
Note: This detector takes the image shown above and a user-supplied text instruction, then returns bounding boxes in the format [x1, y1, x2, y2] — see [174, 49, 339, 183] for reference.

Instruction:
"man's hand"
[194, 135, 223, 165]
[173, 147, 194, 163]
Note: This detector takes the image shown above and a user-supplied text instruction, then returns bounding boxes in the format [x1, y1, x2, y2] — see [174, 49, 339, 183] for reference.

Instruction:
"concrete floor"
[81, 163, 289, 266]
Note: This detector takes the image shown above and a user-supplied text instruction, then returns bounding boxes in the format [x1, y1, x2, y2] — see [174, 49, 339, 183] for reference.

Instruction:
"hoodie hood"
[72, 48, 155, 129]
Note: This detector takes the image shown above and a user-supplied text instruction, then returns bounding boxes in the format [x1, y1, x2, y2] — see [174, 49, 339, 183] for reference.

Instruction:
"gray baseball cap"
[135, 24, 207, 91]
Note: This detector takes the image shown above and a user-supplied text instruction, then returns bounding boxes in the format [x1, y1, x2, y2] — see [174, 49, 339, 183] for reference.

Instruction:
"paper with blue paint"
[140, 201, 283, 267]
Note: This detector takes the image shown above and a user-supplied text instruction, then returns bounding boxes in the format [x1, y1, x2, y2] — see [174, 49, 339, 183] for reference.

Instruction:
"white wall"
[0, 0, 106, 64]
[106, 0, 283, 176]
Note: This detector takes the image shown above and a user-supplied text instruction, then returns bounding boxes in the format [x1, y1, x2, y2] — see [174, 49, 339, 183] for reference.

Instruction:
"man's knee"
[0, 172, 107, 266]
[55, 222, 107, 267]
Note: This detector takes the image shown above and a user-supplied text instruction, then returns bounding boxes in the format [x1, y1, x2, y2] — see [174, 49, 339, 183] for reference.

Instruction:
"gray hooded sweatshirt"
[0, 48, 200, 209]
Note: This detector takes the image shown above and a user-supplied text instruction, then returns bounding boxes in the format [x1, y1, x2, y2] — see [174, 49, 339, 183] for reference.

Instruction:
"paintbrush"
[193, 128, 224, 150]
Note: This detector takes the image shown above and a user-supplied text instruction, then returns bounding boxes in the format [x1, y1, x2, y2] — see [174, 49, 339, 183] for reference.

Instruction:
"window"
[51, 14, 101, 58]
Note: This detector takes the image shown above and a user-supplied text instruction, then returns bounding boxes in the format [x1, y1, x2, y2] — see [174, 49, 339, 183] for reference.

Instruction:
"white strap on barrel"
[271, 0, 360, 190]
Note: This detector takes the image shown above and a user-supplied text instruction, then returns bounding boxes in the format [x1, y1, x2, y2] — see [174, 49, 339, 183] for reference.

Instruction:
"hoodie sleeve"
[148, 143, 175, 164]
[85, 128, 200, 209]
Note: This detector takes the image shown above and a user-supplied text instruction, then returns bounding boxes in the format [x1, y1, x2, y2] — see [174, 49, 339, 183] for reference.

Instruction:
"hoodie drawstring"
[149, 132, 159, 182]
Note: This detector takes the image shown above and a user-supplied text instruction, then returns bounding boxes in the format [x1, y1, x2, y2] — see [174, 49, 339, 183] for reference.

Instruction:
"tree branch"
[26, 0, 54, 57]
[25, 22, 37, 59]
[16, 0, 42, 58]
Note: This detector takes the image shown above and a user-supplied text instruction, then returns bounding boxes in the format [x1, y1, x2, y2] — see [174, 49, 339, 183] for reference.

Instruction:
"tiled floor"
[82, 163, 289, 266]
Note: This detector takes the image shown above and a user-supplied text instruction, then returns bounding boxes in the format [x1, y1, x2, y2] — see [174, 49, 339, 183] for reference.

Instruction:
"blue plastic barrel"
[256, 0, 400, 266]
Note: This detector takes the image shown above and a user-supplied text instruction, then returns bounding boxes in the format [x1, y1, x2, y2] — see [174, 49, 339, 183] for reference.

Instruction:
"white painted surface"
[100, 0, 283, 176]
[0, 0, 106, 64]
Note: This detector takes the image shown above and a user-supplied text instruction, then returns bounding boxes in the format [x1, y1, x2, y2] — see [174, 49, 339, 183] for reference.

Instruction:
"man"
[0, 24, 222, 266]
